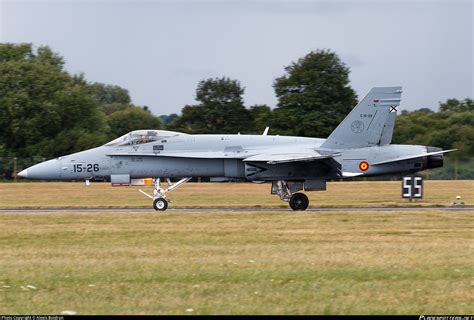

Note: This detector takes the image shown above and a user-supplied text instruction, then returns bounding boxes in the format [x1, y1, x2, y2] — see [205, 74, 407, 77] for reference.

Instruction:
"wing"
[243, 152, 332, 164]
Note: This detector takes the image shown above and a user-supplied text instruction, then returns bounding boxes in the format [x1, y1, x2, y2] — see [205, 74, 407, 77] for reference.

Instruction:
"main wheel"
[153, 198, 168, 211]
[289, 193, 309, 211]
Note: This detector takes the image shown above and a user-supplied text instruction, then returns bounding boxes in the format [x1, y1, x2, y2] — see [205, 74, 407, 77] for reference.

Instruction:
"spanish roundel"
[359, 161, 369, 171]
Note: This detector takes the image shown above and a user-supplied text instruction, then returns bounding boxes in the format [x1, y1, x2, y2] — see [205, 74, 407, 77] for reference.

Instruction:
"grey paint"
[379, 111, 397, 146]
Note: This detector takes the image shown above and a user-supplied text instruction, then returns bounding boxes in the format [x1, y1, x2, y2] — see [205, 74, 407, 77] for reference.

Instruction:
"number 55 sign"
[402, 176, 423, 199]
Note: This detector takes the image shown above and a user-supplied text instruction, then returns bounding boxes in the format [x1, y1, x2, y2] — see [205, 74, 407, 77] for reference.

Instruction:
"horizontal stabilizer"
[373, 149, 456, 165]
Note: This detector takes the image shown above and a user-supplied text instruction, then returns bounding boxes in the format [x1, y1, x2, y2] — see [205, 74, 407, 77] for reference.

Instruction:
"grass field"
[0, 209, 472, 314]
[0, 181, 472, 314]
[0, 180, 473, 208]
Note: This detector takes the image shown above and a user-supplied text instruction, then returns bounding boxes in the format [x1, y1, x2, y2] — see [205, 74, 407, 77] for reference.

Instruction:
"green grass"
[0, 180, 473, 208]
[0, 209, 472, 314]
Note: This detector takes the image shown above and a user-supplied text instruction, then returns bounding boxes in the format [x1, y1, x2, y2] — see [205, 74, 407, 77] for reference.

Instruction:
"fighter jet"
[18, 86, 454, 211]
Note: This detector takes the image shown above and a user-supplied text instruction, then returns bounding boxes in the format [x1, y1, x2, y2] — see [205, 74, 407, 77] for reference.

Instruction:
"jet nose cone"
[22, 159, 61, 180]
[17, 169, 28, 178]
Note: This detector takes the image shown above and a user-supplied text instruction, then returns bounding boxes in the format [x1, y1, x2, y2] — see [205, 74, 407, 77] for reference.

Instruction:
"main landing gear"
[289, 193, 309, 211]
[145, 177, 191, 211]
[272, 180, 309, 211]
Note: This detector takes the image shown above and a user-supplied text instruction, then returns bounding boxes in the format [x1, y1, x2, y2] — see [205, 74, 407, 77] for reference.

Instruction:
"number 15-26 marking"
[73, 164, 99, 173]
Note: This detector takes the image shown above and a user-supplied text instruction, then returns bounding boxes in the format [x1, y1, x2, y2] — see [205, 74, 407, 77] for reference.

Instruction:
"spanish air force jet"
[18, 87, 453, 211]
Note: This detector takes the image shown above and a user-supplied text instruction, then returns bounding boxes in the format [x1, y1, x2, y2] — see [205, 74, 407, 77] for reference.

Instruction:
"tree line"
[0, 43, 472, 179]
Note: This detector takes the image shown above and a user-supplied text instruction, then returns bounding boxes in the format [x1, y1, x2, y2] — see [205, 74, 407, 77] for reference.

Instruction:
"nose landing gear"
[140, 177, 191, 211]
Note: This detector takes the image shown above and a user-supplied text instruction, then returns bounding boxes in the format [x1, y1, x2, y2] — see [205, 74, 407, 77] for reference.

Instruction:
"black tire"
[153, 198, 168, 211]
[289, 193, 309, 211]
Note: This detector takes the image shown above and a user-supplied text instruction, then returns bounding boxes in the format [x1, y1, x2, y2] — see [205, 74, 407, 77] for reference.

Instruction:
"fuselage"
[18, 132, 440, 181]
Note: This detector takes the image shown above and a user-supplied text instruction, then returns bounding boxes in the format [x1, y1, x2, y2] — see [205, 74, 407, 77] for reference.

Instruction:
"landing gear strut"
[272, 180, 309, 211]
[142, 177, 191, 211]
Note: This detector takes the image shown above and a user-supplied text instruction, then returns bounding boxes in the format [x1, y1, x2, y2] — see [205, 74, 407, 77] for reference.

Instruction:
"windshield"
[105, 130, 184, 146]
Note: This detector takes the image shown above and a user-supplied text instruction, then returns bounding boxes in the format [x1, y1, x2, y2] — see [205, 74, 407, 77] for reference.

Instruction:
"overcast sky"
[1, 0, 472, 115]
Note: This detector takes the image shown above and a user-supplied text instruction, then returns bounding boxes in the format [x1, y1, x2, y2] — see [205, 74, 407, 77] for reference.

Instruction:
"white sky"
[1, 0, 473, 115]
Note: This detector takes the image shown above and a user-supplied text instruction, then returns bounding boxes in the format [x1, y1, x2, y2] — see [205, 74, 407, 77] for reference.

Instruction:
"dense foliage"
[168, 77, 254, 134]
[393, 99, 474, 159]
[0, 43, 162, 161]
[392, 99, 474, 179]
[270, 49, 358, 137]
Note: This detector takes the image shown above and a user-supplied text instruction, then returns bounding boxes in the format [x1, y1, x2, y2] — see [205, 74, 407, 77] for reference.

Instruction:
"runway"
[0, 206, 472, 213]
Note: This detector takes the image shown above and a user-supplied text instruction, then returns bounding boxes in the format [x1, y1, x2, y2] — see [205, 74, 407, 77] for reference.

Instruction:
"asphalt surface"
[0, 206, 472, 213]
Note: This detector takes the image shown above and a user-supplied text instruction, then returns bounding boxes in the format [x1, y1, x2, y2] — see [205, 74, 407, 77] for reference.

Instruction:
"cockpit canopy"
[105, 130, 185, 146]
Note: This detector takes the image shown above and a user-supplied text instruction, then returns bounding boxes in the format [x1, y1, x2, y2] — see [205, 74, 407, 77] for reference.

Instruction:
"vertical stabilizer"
[321, 86, 402, 149]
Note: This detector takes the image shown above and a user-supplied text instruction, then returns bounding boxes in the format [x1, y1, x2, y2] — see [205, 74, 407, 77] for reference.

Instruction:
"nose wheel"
[153, 198, 168, 211]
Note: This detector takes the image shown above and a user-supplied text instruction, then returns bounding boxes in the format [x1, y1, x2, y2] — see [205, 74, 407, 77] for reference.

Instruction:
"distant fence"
[1, 156, 473, 181]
